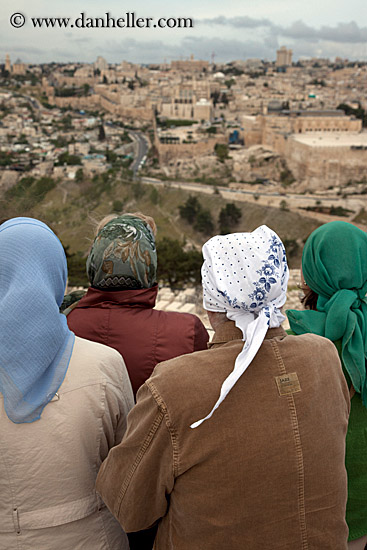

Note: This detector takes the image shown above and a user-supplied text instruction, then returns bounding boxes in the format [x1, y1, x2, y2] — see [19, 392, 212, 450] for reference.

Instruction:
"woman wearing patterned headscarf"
[0, 217, 133, 549]
[67, 212, 209, 396]
[67, 212, 208, 550]
[287, 221, 367, 550]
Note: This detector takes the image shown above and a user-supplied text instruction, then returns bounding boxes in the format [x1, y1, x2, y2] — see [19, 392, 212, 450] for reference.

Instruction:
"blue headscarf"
[0, 218, 75, 423]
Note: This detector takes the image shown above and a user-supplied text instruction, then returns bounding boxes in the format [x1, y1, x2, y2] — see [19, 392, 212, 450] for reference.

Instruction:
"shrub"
[214, 143, 230, 163]
[194, 209, 214, 235]
[179, 195, 201, 223]
[218, 203, 242, 234]
[156, 237, 202, 288]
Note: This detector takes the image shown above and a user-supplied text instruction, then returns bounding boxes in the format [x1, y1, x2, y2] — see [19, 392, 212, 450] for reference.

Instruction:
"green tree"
[179, 195, 201, 223]
[283, 239, 300, 259]
[64, 249, 89, 287]
[221, 92, 229, 105]
[75, 168, 84, 182]
[218, 203, 242, 234]
[214, 143, 230, 163]
[337, 103, 367, 127]
[194, 209, 214, 235]
[280, 167, 295, 186]
[211, 90, 220, 107]
[156, 238, 202, 288]
[224, 78, 235, 89]
[98, 124, 106, 141]
[112, 199, 124, 212]
[56, 152, 82, 166]
[60, 114, 72, 130]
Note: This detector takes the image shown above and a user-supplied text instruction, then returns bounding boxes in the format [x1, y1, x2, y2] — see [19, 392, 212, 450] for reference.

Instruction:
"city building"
[276, 47, 293, 67]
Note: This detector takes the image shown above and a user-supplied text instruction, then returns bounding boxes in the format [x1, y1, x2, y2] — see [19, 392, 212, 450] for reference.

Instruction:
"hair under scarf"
[191, 225, 289, 428]
[0, 218, 75, 423]
[87, 215, 157, 290]
[287, 221, 367, 406]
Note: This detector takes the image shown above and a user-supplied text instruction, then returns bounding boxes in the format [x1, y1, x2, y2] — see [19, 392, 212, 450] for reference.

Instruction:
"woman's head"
[192, 225, 289, 428]
[87, 212, 157, 290]
[0, 218, 74, 423]
[202, 225, 289, 319]
[0, 217, 68, 307]
[95, 212, 157, 238]
[301, 221, 367, 303]
[287, 221, 367, 404]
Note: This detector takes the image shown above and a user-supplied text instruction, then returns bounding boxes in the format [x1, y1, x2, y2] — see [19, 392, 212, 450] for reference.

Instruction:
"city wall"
[51, 95, 101, 109]
[155, 137, 222, 163]
[285, 138, 367, 189]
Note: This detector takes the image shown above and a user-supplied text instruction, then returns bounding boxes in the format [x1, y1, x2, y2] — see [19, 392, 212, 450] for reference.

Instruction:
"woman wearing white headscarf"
[97, 225, 350, 550]
[0, 218, 133, 549]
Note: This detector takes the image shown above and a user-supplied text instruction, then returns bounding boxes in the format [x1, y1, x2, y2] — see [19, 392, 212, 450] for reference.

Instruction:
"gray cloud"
[3, 29, 367, 64]
[199, 16, 367, 44]
[75, 36, 276, 63]
[199, 15, 273, 29]
[317, 22, 367, 43]
[280, 20, 317, 40]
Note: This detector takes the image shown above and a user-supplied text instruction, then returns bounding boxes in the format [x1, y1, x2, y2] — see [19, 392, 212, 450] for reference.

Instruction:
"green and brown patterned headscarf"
[87, 215, 157, 289]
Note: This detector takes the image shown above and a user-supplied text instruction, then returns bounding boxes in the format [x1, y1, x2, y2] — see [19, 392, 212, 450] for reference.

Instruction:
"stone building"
[160, 79, 212, 121]
[171, 55, 209, 73]
[276, 47, 292, 67]
[5, 54, 11, 73]
[285, 133, 367, 189]
[242, 110, 366, 188]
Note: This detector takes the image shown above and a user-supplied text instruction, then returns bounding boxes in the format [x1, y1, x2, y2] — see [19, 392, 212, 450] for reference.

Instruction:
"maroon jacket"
[67, 285, 209, 396]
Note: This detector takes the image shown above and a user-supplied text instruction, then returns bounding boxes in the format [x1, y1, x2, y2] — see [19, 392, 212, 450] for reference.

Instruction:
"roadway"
[128, 130, 149, 176]
[140, 177, 366, 220]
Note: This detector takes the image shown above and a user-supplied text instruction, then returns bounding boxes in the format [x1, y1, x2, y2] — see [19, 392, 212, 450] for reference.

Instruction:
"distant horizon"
[1, 0, 366, 64]
[4, 53, 367, 67]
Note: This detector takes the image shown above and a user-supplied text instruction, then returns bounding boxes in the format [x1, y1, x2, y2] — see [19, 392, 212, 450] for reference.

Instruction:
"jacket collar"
[75, 284, 158, 309]
[209, 320, 287, 348]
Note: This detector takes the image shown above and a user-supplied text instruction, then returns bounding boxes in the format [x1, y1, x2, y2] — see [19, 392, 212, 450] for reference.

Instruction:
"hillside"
[0, 175, 321, 285]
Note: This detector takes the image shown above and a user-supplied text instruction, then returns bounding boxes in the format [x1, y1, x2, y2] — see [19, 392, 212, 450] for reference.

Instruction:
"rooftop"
[292, 132, 367, 148]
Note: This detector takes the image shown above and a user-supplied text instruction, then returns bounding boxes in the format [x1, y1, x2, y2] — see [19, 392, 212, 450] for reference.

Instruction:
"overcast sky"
[1, 0, 366, 64]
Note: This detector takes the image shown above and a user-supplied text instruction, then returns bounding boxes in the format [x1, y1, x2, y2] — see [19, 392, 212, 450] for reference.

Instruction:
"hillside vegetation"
[1, 175, 320, 286]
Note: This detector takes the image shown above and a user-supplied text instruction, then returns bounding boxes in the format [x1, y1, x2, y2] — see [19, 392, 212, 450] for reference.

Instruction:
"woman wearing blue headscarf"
[0, 218, 133, 548]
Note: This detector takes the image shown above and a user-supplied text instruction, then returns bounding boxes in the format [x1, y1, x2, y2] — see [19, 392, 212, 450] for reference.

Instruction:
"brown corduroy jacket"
[97, 322, 350, 550]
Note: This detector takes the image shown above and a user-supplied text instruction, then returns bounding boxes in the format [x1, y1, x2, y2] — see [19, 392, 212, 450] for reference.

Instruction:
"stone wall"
[50, 95, 101, 109]
[285, 137, 367, 189]
[156, 137, 221, 163]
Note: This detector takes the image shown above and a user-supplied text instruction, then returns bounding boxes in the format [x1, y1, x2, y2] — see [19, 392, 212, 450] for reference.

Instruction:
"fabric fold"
[287, 221, 367, 405]
[0, 218, 75, 423]
[191, 225, 289, 428]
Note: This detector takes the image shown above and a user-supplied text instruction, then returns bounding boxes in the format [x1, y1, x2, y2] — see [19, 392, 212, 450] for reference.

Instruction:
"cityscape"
[0, 46, 366, 324]
[2, 2, 367, 544]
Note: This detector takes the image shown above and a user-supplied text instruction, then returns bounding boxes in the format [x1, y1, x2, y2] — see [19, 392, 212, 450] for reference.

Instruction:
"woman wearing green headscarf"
[287, 221, 367, 549]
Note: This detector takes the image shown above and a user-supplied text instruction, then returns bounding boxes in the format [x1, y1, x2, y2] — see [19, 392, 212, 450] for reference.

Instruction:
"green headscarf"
[287, 221, 367, 405]
[87, 215, 157, 290]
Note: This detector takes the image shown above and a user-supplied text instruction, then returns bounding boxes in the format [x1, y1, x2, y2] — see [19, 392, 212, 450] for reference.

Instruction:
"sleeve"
[96, 382, 175, 532]
[193, 315, 209, 351]
[100, 350, 135, 460]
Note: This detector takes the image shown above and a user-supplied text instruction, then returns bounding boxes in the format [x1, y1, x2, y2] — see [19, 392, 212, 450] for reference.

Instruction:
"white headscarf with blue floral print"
[191, 225, 289, 428]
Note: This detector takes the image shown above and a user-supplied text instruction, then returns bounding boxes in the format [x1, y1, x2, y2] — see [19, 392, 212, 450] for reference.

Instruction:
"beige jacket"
[0, 336, 134, 550]
[97, 322, 350, 550]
